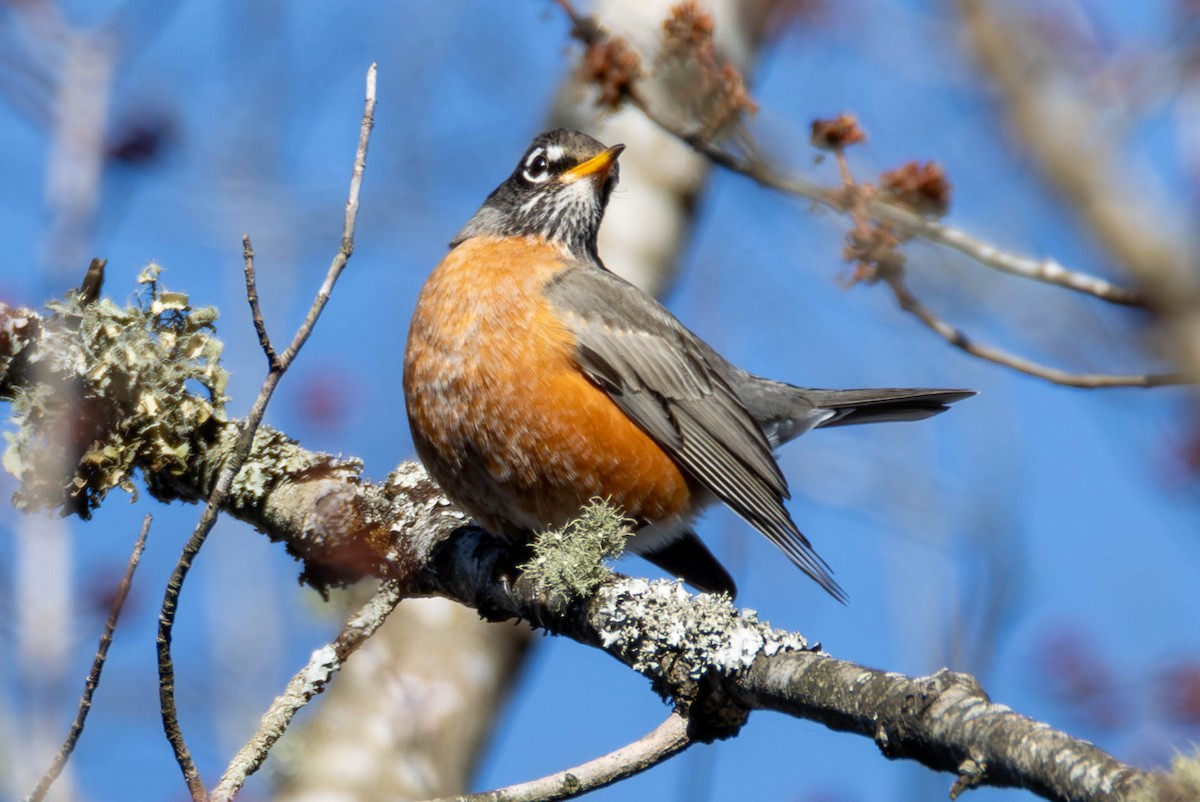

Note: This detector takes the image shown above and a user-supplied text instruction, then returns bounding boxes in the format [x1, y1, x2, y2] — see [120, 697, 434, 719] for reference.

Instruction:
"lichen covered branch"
[746, 656, 1149, 800]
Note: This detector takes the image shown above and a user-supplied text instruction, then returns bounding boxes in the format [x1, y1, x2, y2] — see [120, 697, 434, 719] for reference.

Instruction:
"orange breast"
[403, 235, 692, 538]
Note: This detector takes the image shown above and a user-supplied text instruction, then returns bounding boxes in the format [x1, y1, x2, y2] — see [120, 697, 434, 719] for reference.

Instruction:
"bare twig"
[24, 515, 151, 802]
[157, 506, 222, 798]
[422, 711, 692, 802]
[210, 580, 403, 801]
[762, 125, 1181, 385]
[650, 109, 1150, 306]
[156, 62, 378, 799]
[276, 72, 374, 370]
[883, 274, 1187, 388]
[242, 235, 277, 368]
[867, 202, 1143, 305]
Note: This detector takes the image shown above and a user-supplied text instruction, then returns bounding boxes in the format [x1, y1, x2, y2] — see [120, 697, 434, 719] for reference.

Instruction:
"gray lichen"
[595, 578, 809, 680]
[3, 264, 228, 517]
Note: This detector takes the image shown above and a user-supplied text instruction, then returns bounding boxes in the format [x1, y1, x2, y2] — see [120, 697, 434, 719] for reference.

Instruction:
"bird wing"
[543, 263, 845, 601]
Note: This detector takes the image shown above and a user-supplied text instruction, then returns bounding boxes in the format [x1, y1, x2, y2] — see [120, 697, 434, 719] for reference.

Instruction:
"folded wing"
[544, 264, 846, 602]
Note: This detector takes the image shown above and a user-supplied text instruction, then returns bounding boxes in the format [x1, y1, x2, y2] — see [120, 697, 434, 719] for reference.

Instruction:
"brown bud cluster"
[662, 0, 714, 50]
[659, 2, 757, 131]
[880, 160, 952, 218]
[715, 63, 757, 119]
[810, 113, 866, 151]
[843, 221, 904, 284]
[581, 36, 642, 110]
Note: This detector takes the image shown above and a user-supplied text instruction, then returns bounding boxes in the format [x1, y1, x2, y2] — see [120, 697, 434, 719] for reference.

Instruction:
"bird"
[403, 128, 972, 602]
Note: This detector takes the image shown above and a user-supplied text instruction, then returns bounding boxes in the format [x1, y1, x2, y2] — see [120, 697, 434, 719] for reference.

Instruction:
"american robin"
[404, 128, 972, 602]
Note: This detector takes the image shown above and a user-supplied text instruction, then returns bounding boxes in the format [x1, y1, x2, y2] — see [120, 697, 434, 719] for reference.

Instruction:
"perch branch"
[0, 296, 1173, 800]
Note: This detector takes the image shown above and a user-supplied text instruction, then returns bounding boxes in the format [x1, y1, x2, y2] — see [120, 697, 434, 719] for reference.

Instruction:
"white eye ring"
[522, 148, 551, 183]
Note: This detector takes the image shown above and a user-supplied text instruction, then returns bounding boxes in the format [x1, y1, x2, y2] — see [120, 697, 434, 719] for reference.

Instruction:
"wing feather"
[545, 264, 845, 601]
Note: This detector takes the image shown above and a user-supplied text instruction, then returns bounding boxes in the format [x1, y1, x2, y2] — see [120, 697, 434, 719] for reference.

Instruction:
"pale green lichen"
[1168, 751, 1200, 801]
[1133, 748, 1200, 802]
[3, 263, 228, 517]
[519, 498, 633, 599]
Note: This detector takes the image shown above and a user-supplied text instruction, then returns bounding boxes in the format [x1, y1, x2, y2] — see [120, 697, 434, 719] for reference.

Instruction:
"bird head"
[451, 129, 625, 262]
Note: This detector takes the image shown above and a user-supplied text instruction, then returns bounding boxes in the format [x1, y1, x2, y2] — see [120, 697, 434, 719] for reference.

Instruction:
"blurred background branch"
[957, 0, 1200, 383]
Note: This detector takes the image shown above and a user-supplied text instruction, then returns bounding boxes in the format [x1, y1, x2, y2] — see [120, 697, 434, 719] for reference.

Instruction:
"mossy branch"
[3, 264, 228, 517]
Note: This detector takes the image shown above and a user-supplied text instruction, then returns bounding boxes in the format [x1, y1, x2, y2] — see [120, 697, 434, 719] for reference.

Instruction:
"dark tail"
[807, 388, 975, 428]
[641, 531, 738, 598]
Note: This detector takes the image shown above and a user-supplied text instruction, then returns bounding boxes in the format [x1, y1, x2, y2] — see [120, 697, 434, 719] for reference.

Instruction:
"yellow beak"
[561, 144, 625, 183]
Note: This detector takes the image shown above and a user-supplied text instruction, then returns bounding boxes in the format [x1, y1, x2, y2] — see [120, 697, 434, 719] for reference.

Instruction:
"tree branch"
[210, 579, 403, 801]
[882, 272, 1187, 388]
[424, 712, 692, 802]
[956, 0, 1200, 384]
[745, 655, 1146, 801]
[553, 0, 1144, 308]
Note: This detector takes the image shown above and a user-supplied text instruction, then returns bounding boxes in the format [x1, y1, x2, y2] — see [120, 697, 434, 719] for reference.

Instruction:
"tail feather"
[640, 531, 738, 597]
[737, 378, 974, 447]
[808, 388, 975, 428]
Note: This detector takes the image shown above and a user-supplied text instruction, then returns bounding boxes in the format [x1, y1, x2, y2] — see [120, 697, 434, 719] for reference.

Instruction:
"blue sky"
[1, 2, 1197, 800]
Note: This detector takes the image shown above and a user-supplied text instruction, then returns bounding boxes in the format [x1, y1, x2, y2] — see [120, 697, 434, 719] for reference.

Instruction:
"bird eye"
[522, 149, 551, 183]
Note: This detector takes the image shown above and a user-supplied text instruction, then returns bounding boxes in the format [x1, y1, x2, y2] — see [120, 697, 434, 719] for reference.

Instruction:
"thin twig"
[242, 234, 277, 368]
[157, 517, 216, 798]
[422, 712, 693, 802]
[210, 580, 403, 801]
[156, 62, 378, 800]
[274, 60, 375, 370]
[555, 0, 1146, 308]
[24, 515, 152, 802]
[867, 201, 1143, 305]
[883, 274, 1187, 388]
